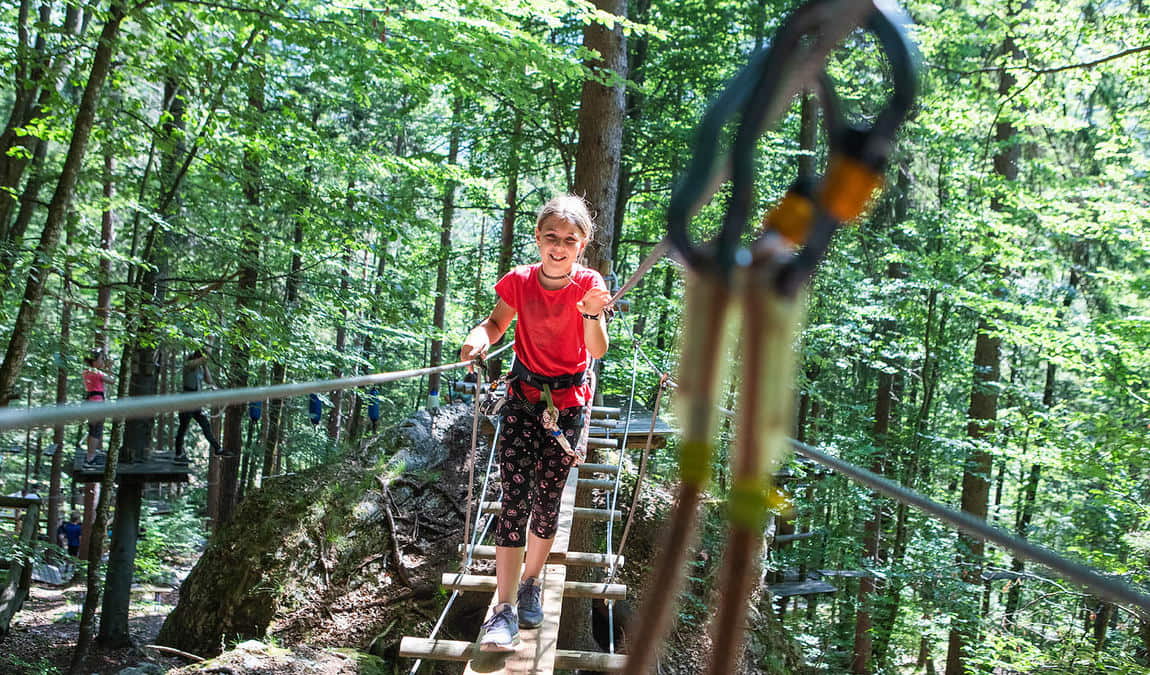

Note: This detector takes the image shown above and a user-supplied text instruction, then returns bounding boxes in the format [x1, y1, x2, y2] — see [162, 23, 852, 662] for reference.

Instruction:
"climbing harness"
[625, 1, 918, 673]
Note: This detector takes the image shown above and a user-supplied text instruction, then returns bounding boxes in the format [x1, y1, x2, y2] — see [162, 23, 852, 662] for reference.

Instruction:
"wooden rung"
[556, 649, 628, 671]
[575, 507, 621, 522]
[458, 544, 622, 568]
[578, 463, 619, 474]
[442, 573, 626, 600]
[578, 478, 616, 491]
[590, 406, 622, 419]
[479, 502, 621, 522]
[399, 637, 627, 671]
[586, 437, 620, 449]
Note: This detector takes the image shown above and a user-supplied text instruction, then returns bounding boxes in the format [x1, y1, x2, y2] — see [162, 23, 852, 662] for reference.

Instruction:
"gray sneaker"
[479, 603, 519, 652]
[517, 577, 543, 629]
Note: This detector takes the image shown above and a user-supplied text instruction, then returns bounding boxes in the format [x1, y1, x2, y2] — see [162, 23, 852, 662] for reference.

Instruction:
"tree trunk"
[220, 47, 264, 525]
[946, 27, 1020, 672]
[573, 0, 627, 276]
[47, 227, 75, 547]
[263, 175, 307, 479]
[427, 95, 463, 404]
[563, 0, 627, 653]
[944, 316, 1000, 675]
[0, 0, 127, 406]
[96, 480, 142, 647]
[609, 0, 650, 268]
[328, 246, 350, 438]
[497, 111, 522, 279]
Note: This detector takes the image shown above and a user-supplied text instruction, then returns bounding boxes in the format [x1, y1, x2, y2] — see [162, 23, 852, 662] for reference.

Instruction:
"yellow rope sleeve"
[678, 439, 713, 486]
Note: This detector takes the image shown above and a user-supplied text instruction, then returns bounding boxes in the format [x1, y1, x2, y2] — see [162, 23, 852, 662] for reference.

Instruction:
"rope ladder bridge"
[3, 0, 1150, 671]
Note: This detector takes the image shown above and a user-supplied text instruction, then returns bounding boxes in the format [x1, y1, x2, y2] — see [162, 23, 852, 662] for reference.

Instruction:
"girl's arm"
[577, 288, 611, 359]
[461, 300, 516, 364]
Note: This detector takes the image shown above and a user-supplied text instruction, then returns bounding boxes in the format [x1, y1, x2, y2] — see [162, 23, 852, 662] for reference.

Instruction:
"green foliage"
[1, 0, 1148, 668]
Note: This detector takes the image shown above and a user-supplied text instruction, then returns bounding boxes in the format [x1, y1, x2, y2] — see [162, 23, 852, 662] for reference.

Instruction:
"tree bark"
[48, 227, 75, 548]
[220, 44, 265, 525]
[497, 111, 522, 279]
[0, 0, 127, 406]
[573, 0, 627, 276]
[263, 171, 308, 479]
[945, 27, 1018, 674]
[427, 95, 463, 402]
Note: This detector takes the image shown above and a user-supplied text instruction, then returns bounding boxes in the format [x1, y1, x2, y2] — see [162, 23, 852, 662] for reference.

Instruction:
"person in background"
[81, 350, 114, 471]
[173, 348, 228, 463]
[57, 511, 83, 557]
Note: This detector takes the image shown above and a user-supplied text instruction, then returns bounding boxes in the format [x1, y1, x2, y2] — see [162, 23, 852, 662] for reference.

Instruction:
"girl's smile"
[535, 216, 587, 278]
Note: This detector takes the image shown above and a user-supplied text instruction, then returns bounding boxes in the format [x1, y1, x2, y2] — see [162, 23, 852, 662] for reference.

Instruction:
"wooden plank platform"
[577, 478, 617, 491]
[577, 463, 618, 475]
[68, 453, 190, 484]
[464, 468, 580, 674]
[479, 502, 621, 522]
[399, 638, 626, 671]
[459, 545, 622, 569]
[442, 573, 626, 601]
[767, 580, 838, 598]
[404, 463, 630, 674]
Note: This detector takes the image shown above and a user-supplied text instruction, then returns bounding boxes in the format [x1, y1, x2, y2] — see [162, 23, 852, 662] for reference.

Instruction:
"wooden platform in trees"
[68, 453, 190, 483]
[767, 579, 838, 598]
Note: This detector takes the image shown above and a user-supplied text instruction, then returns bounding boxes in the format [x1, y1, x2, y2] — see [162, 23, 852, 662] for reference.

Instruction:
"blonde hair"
[535, 195, 596, 241]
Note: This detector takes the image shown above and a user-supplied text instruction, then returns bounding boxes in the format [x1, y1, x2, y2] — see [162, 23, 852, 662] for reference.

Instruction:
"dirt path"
[1, 577, 189, 674]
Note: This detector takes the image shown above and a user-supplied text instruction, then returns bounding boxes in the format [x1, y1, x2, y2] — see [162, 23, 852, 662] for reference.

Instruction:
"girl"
[460, 195, 612, 652]
[81, 350, 113, 470]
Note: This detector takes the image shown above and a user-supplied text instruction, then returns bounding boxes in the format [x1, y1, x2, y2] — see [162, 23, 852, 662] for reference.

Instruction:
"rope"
[605, 371, 667, 587]
[460, 365, 484, 569]
[612, 319, 1150, 626]
[609, 238, 671, 306]
[783, 437, 1150, 619]
[0, 342, 515, 433]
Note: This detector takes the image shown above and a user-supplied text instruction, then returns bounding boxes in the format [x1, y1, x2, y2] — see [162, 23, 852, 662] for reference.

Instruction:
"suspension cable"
[784, 436, 1150, 619]
[0, 342, 515, 433]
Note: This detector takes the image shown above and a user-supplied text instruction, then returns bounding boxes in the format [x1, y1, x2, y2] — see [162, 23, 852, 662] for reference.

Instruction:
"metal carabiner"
[667, 0, 918, 284]
[626, 3, 919, 674]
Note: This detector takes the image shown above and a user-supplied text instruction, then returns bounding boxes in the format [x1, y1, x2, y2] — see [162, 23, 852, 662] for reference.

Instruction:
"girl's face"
[535, 216, 587, 275]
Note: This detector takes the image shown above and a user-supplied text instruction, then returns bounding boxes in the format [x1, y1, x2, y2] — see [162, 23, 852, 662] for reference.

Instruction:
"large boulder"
[156, 404, 483, 657]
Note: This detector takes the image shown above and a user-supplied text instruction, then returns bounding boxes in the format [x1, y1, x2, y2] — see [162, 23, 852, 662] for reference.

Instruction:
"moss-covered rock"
[157, 404, 481, 658]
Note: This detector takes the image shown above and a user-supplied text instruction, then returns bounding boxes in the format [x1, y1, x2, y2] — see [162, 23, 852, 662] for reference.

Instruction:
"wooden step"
[399, 637, 626, 671]
[442, 573, 626, 600]
[458, 544, 622, 569]
[480, 501, 621, 522]
[586, 436, 620, 449]
[578, 478, 616, 491]
[578, 463, 619, 475]
[590, 406, 621, 419]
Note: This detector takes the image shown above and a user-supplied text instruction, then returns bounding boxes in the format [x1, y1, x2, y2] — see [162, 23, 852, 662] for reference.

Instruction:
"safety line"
[785, 434, 1150, 618]
[0, 342, 515, 433]
[609, 238, 671, 306]
[618, 328, 1150, 620]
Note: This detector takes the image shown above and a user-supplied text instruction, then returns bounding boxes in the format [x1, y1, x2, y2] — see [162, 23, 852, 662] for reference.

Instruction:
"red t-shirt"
[82, 369, 106, 397]
[495, 263, 606, 409]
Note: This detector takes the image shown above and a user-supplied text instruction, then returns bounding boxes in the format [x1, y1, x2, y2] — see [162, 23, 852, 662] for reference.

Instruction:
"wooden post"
[97, 479, 142, 647]
[0, 496, 40, 634]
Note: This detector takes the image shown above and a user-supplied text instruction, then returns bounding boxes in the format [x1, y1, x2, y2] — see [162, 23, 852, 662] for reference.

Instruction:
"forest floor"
[0, 571, 189, 674]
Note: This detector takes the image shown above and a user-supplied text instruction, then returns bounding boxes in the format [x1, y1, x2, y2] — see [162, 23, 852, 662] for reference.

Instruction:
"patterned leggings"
[494, 402, 589, 547]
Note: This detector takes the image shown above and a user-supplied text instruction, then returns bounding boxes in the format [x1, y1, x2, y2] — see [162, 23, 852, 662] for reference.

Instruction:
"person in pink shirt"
[460, 195, 611, 652]
[81, 350, 114, 470]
